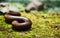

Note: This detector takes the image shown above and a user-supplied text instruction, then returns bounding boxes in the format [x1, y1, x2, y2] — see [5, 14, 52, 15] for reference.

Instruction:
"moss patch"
[0, 11, 60, 38]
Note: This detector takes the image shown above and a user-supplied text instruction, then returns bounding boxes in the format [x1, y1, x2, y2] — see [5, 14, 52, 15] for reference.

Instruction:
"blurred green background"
[0, 0, 60, 12]
[0, 0, 60, 7]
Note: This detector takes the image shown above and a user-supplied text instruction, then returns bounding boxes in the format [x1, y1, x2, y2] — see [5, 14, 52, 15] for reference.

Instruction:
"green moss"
[0, 11, 60, 38]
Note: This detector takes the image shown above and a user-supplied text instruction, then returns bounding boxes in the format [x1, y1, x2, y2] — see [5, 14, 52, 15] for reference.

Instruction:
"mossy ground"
[0, 11, 60, 38]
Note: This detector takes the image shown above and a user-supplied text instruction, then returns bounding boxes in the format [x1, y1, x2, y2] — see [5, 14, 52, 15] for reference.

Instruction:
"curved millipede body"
[4, 12, 32, 31]
[0, 3, 32, 31]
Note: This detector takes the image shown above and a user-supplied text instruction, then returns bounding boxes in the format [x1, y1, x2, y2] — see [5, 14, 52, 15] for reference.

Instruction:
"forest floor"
[0, 11, 60, 38]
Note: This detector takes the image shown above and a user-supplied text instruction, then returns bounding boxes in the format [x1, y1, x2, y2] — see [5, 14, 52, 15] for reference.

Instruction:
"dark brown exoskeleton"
[4, 8, 32, 31]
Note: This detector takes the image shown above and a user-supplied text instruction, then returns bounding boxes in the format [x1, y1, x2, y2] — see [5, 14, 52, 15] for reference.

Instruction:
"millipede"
[0, 3, 32, 31]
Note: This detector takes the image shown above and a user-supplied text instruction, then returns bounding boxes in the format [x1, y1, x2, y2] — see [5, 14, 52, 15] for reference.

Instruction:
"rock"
[0, 6, 19, 14]
[25, 0, 44, 12]
[0, 3, 8, 7]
